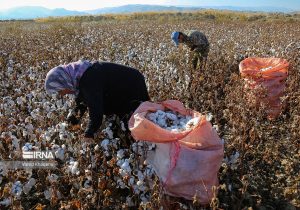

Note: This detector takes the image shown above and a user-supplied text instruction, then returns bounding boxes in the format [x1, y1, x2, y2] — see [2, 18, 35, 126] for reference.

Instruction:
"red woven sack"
[129, 100, 223, 203]
[239, 57, 289, 119]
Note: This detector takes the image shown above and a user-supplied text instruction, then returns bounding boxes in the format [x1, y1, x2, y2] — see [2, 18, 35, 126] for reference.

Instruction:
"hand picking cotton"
[146, 110, 199, 131]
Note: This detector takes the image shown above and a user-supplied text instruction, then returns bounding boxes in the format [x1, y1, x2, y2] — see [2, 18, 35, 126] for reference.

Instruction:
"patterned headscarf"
[45, 60, 92, 95]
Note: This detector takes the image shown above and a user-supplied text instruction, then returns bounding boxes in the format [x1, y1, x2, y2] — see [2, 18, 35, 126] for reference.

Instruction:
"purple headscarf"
[45, 60, 92, 95]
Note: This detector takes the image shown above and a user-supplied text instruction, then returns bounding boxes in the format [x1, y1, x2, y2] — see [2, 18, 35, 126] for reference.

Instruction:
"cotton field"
[0, 17, 299, 210]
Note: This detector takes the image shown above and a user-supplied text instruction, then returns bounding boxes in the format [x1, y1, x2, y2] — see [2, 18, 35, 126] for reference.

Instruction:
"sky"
[0, 0, 299, 11]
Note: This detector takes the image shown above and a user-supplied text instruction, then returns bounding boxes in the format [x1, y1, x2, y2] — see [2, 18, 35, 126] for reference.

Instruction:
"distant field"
[0, 13, 299, 209]
[36, 10, 300, 22]
[0, 10, 299, 23]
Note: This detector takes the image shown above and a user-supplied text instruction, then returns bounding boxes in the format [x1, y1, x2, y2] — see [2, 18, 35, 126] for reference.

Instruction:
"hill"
[0, 4, 297, 20]
[0, 6, 87, 20]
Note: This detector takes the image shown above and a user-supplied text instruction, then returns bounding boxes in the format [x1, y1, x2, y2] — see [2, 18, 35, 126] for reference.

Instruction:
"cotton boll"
[121, 161, 131, 171]
[117, 159, 125, 167]
[94, 144, 100, 151]
[30, 111, 37, 119]
[101, 139, 110, 150]
[117, 149, 125, 159]
[68, 160, 80, 175]
[84, 179, 92, 188]
[70, 161, 80, 175]
[11, 136, 20, 150]
[156, 116, 166, 128]
[25, 124, 34, 133]
[85, 169, 92, 179]
[59, 133, 67, 141]
[260, 66, 273, 72]
[119, 169, 127, 177]
[137, 171, 144, 181]
[144, 167, 154, 177]
[128, 176, 135, 186]
[57, 122, 67, 131]
[0, 198, 11, 207]
[24, 116, 31, 123]
[120, 121, 126, 131]
[51, 144, 60, 151]
[112, 139, 119, 149]
[146, 113, 157, 124]
[105, 127, 114, 139]
[117, 179, 126, 189]
[22, 130, 28, 137]
[22, 142, 33, 151]
[140, 194, 149, 203]
[44, 189, 51, 200]
[165, 112, 178, 121]
[55, 148, 65, 161]
[137, 180, 143, 186]
[16, 97, 23, 105]
[23, 178, 36, 194]
[12, 181, 23, 198]
[43, 132, 52, 142]
[67, 146, 75, 153]
[128, 154, 135, 163]
[206, 113, 213, 121]
[126, 196, 135, 207]
[133, 185, 140, 194]
[225, 151, 240, 170]
[81, 142, 88, 151]
[186, 117, 200, 129]
[185, 116, 193, 121]
[55, 99, 63, 108]
[146, 110, 198, 131]
[48, 174, 59, 183]
[213, 124, 219, 132]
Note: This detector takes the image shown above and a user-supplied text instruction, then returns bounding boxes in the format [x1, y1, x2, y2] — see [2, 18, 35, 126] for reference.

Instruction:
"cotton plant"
[52, 144, 65, 161]
[67, 160, 80, 175]
[2, 133, 21, 151]
[224, 151, 240, 170]
[22, 142, 34, 151]
[95, 123, 156, 204]
[23, 178, 36, 194]
[104, 124, 114, 139]
[0, 198, 11, 207]
[11, 181, 23, 199]
[44, 188, 62, 201]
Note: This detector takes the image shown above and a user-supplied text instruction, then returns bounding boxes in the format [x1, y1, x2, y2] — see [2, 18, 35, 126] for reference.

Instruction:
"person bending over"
[171, 30, 209, 70]
[45, 60, 150, 142]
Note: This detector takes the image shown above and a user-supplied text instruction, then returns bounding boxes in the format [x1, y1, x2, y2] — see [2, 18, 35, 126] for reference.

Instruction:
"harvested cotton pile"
[146, 110, 199, 131]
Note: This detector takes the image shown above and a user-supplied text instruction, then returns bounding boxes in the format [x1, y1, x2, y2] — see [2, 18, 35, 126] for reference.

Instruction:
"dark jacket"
[69, 61, 150, 138]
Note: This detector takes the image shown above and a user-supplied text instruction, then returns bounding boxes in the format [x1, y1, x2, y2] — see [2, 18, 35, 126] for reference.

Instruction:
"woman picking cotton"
[44, 60, 150, 143]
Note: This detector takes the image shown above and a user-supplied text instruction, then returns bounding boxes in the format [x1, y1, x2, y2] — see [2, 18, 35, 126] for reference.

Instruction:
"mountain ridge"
[0, 4, 297, 20]
[0, 6, 87, 20]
